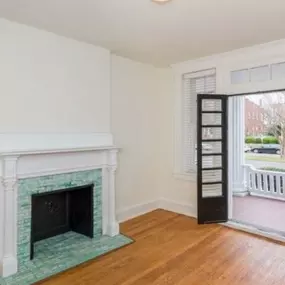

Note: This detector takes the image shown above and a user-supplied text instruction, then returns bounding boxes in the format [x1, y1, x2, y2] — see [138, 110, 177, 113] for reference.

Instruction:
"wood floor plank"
[38, 209, 285, 285]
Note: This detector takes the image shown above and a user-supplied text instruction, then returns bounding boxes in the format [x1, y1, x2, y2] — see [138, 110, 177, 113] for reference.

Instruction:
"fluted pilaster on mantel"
[0, 156, 19, 277]
[102, 149, 119, 237]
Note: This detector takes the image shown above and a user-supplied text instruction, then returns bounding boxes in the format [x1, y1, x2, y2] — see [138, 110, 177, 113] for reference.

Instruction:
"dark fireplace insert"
[30, 184, 94, 259]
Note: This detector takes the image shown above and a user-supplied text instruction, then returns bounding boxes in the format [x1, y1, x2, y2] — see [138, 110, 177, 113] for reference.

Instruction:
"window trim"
[174, 68, 216, 181]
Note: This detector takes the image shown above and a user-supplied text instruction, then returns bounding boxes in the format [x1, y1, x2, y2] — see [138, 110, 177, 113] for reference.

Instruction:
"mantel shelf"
[0, 145, 118, 157]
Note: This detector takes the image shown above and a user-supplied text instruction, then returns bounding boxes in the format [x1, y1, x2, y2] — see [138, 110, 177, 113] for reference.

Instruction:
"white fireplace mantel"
[0, 145, 118, 156]
[0, 144, 120, 277]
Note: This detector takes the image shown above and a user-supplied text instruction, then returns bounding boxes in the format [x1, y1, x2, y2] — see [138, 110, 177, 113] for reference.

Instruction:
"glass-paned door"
[197, 94, 228, 224]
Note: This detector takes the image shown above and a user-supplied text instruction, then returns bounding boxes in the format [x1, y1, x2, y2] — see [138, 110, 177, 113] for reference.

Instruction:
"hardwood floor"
[39, 209, 285, 285]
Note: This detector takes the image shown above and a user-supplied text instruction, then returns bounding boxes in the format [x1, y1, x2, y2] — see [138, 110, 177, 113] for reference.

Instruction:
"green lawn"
[245, 154, 285, 163]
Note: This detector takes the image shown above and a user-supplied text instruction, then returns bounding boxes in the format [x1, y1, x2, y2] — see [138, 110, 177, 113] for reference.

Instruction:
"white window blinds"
[182, 70, 216, 173]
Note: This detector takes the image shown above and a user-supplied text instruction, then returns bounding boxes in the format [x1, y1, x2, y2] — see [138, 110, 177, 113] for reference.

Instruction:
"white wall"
[0, 19, 167, 221]
[111, 55, 165, 218]
[156, 67, 197, 215]
[0, 18, 111, 134]
[111, 56, 198, 219]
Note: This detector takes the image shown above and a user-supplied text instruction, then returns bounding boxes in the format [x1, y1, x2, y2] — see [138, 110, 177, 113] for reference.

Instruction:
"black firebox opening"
[30, 184, 94, 260]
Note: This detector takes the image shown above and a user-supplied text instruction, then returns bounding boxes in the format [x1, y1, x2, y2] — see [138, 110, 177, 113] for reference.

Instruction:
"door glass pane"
[202, 141, 222, 154]
[202, 113, 222, 125]
[202, 155, 222, 168]
[202, 127, 222, 140]
[202, 99, 222, 112]
[202, 169, 222, 183]
[202, 184, 223, 197]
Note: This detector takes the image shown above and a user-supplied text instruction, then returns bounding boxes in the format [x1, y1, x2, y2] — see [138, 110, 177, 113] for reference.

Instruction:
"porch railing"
[244, 165, 285, 200]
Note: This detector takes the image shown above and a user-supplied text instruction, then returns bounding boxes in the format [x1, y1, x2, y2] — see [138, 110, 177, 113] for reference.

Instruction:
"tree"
[261, 92, 285, 158]
[266, 125, 280, 137]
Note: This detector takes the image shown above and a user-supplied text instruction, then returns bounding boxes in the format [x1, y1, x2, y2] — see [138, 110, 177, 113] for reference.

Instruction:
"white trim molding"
[183, 68, 216, 79]
[159, 198, 197, 218]
[117, 200, 160, 223]
[116, 199, 197, 224]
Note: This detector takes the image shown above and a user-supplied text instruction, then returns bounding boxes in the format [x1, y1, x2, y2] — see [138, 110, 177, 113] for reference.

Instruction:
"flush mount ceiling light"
[152, 0, 172, 3]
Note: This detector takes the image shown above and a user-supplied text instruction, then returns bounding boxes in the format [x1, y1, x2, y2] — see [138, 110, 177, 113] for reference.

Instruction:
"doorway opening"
[197, 89, 285, 237]
[232, 91, 285, 235]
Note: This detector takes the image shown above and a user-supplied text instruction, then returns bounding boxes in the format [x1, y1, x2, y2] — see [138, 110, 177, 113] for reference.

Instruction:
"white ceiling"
[1, 0, 285, 67]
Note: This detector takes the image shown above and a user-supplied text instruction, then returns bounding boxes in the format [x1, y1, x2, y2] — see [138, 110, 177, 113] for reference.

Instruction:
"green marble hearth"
[0, 232, 133, 285]
[0, 169, 133, 285]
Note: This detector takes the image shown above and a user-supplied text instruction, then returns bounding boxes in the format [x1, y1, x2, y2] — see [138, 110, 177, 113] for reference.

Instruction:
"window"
[271, 62, 285, 79]
[231, 69, 249, 84]
[231, 61, 285, 84]
[248, 112, 251, 119]
[250, 65, 270, 82]
[182, 69, 216, 173]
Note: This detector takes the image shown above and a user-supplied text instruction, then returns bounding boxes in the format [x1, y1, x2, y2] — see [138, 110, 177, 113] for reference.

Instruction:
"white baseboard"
[159, 198, 197, 218]
[116, 200, 160, 223]
[116, 199, 197, 223]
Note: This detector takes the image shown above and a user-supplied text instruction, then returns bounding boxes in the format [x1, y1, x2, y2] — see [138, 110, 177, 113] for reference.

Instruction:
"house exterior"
[245, 98, 266, 136]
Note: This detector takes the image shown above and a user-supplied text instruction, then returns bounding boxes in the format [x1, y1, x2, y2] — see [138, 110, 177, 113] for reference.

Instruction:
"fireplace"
[30, 184, 94, 259]
[0, 145, 121, 280]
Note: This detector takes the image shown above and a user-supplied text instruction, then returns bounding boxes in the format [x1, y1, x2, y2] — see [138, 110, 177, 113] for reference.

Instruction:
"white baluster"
[254, 173, 258, 192]
[264, 172, 269, 193]
[280, 174, 285, 198]
[276, 174, 281, 196]
[256, 172, 262, 192]
[269, 175, 275, 195]
[249, 171, 253, 191]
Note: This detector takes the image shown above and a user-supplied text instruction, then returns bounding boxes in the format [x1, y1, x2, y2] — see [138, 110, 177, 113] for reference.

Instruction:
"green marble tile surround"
[17, 169, 103, 265]
[0, 169, 133, 285]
